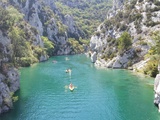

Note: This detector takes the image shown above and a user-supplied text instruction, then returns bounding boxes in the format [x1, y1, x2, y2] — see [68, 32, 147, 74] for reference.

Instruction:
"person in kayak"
[69, 83, 73, 88]
[66, 69, 71, 73]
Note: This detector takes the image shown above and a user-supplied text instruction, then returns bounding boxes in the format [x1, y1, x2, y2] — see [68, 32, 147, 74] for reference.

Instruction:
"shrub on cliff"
[0, 7, 12, 31]
[20, 57, 38, 67]
[9, 27, 27, 66]
[149, 31, 160, 55]
[0, 5, 23, 30]
[9, 26, 42, 67]
[143, 59, 158, 77]
[68, 38, 84, 53]
[144, 31, 160, 77]
[118, 32, 132, 52]
[41, 36, 54, 56]
[79, 37, 89, 46]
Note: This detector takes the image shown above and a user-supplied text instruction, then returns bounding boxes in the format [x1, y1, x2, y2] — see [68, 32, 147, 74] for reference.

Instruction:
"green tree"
[0, 7, 12, 31]
[9, 27, 27, 66]
[143, 30, 160, 77]
[68, 38, 84, 53]
[118, 32, 132, 52]
[41, 36, 54, 56]
[7, 6, 24, 23]
[144, 59, 159, 77]
[152, 31, 160, 55]
[0, 6, 23, 31]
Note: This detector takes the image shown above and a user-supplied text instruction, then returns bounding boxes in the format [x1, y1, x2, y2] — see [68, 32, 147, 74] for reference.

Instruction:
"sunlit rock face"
[154, 65, 160, 112]
[91, 52, 97, 63]
[12, 0, 83, 55]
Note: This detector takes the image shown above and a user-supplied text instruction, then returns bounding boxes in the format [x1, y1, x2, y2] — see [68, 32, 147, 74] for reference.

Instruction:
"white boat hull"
[69, 86, 74, 91]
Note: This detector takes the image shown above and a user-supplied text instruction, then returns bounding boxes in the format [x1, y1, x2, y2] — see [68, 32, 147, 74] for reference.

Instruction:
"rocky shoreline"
[90, 52, 160, 112]
[154, 65, 160, 112]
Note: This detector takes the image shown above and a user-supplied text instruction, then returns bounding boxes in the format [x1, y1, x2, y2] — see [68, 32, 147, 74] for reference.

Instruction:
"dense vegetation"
[143, 31, 160, 77]
[0, 6, 54, 68]
[41, 36, 54, 56]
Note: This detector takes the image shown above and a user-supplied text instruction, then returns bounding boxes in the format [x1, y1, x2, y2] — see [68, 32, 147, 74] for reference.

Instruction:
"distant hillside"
[55, 0, 112, 38]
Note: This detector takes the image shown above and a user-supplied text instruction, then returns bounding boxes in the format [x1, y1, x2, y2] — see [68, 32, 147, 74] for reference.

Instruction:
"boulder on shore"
[154, 65, 160, 112]
[91, 52, 97, 63]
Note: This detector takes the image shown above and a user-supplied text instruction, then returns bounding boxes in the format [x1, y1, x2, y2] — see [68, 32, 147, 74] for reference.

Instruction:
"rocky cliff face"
[154, 65, 160, 112]
[0, 67, 19, 114]
[90, 0, 160, 71]
[10, 0, 84, 55]
[0, 29, 20, 114]
[90, 0, 160, 111]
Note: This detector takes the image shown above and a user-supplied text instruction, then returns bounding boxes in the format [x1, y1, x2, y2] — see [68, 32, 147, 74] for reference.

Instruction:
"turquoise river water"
[0, 55, 160, 120]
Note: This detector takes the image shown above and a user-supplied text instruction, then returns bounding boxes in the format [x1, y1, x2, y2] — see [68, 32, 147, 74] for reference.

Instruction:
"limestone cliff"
[0, 1, 45, 114]
[154, 65, 160, 112]
[0, 68, 19, 114]
[10, 0, 84, 55]
[0, 29, 19, 114]
[0, 29, 18, 114]
[90, 0, 160, 71]
[89, 0, 160, 111]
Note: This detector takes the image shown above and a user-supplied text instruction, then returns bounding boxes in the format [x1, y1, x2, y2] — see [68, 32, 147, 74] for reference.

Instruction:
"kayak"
[69, 85, 74, 91]
[65, 69, 72, 73]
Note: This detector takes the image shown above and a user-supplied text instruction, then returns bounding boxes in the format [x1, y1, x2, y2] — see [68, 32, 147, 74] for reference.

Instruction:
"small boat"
[69, 83, 74, 91]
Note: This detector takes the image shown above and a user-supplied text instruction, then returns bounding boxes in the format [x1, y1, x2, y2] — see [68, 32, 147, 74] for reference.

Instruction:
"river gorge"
[0, 55, 159, 120]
